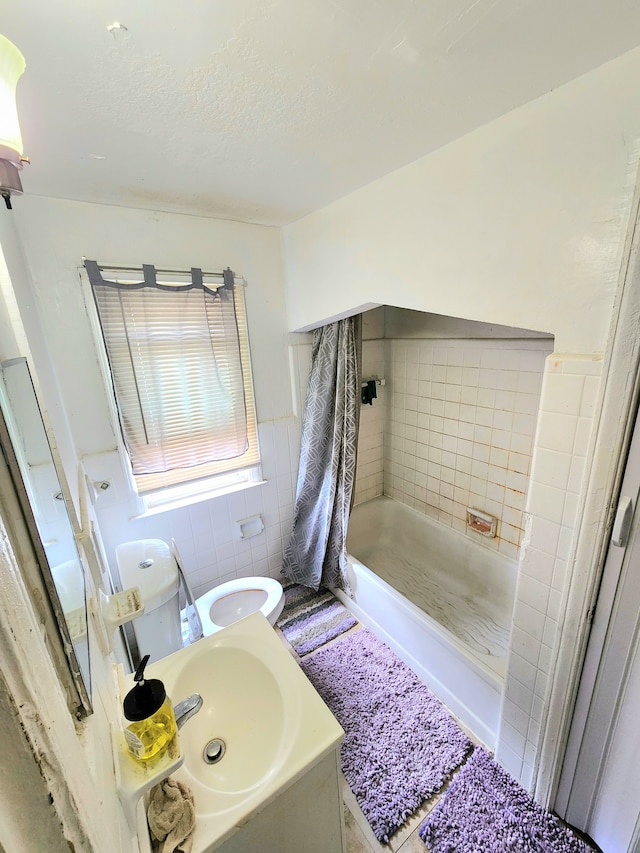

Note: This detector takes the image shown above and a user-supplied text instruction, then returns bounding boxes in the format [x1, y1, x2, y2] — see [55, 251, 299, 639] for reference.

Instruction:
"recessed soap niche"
[466, 508, 498, 538]
[236, 514, 264, 540]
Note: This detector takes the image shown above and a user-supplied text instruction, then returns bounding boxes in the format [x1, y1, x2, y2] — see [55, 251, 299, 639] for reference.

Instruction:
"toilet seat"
[195, 576, 285, 635]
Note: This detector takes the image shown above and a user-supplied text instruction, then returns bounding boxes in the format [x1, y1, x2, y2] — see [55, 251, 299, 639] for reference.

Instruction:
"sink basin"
[138, 611, 344, 852]
[169, 642, 286, 793]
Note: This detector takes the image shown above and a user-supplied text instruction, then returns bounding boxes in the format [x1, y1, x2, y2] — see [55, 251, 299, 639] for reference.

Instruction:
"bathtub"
[333, 495, 518, 748]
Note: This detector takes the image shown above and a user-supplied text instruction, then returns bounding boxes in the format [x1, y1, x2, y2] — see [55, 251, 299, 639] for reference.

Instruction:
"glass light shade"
[0, 34, 25, 162]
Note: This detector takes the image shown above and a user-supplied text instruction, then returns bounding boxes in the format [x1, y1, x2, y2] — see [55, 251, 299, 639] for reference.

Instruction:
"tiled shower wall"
[354, 307, 386, 504]
[496, 354, 602, 790]
[354, 306, 555, 560]
[384, 338, 553, 559]
[354, 336, 386, 504]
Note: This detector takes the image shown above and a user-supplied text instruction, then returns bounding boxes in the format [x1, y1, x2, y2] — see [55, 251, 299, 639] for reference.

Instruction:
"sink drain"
[203, 738, 226, 764]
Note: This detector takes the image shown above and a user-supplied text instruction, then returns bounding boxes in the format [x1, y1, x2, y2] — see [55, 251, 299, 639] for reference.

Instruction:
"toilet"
[116, 538, 285, 662]
[195, 576, 285, 634]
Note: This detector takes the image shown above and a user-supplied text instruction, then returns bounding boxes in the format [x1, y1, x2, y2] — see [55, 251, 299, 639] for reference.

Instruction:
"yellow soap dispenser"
[123, 654, 177, 762]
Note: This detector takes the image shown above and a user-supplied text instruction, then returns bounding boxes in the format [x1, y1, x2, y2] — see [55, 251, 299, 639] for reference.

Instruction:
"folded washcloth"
[147, 777, 195, 853]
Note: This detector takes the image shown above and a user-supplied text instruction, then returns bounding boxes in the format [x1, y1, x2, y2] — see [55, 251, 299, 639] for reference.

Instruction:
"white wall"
[284, 47, 640, 354]
[12, 198, 300, 600]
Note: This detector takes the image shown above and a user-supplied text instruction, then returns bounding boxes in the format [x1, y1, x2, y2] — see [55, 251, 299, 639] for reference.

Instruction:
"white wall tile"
[513, 599, 546, 644]
[505, 488, 527, 512]
[518, 573, 551, 615]
[531, 447, 572, 490]
[552, 558, 568, 592]
[510, 625, 540, 667]
[497, 539, 518, 560]
[537, 643, 553, 675]
[498, 738, 525, 780]
[520, 763, 535, 791]
[497, 357, 602, 791]
[541, 373, 585, 415]
[556, 525, 575, 561]
[527, 482, 566, 525]
[536, 411, 577, 454]
[567, 456, 587, 494]
[573, 418, 593, 456]
[509, 651, 538, 690]
[520, 546, 554, 586]
[580, 376, 600, 418]
[528, 517, 561, 556]
[513, 413, 536, 435]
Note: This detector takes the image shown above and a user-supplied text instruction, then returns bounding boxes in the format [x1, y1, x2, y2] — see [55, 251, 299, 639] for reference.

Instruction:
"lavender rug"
[419, 746, 594, 853]
[300, 628, 471, 843]
[276, 582, 358, 656]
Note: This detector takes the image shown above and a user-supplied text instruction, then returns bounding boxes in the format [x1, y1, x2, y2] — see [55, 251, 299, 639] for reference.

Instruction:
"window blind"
[84, 261, 259, 495]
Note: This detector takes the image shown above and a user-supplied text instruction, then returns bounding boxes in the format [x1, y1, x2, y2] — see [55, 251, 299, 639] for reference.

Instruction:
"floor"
[275, 622, 482, 853]
[342, 778, 438, 853]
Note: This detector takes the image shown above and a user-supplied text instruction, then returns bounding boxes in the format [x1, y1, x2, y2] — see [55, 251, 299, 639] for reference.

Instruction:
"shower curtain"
[283, 316, 360, 592]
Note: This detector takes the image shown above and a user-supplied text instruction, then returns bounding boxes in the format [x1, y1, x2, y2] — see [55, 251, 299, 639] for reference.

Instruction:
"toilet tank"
[116, 539, 182, 663]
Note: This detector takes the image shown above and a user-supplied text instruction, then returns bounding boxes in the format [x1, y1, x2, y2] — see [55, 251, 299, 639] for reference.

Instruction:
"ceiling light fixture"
[0, 33, 27, 210]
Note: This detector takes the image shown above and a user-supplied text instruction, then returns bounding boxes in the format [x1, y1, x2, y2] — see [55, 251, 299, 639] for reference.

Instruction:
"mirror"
[0, 358, 91, 706]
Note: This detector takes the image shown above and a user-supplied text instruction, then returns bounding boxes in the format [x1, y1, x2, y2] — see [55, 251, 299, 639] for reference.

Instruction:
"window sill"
[130, 477, 267, 519]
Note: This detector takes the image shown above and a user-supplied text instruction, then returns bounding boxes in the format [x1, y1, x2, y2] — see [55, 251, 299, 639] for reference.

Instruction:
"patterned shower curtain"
[283, 316, 360, 592]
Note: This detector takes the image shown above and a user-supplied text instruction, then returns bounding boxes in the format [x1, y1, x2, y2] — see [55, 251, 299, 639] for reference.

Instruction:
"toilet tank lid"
[115, 539, 179, 610]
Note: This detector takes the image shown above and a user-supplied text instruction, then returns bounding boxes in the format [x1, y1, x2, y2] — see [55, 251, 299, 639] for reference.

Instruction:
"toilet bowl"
[195, 576, 285, 635]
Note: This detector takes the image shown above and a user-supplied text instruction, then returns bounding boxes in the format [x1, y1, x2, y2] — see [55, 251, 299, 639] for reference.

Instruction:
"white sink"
[141, 611, 344, 852]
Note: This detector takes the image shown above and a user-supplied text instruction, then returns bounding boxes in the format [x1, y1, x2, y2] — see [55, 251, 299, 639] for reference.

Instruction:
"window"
[84, 261, 260, 505]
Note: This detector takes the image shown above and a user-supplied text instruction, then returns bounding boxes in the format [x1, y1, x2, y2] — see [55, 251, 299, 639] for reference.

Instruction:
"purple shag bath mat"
[419, 746, 594, 853]
[300, 627, 471, 843]
[276, 582, 358, 656]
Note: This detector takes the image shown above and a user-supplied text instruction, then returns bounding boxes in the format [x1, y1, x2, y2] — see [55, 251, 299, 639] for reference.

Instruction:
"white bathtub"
[333, 495, 518, 748]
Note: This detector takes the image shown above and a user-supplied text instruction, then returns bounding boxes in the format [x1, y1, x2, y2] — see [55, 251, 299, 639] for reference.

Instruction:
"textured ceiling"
[5, 0, 640, 225]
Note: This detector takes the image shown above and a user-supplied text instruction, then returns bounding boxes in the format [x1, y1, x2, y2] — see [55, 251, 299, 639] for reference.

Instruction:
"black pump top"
[123, 654, 167, 722]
